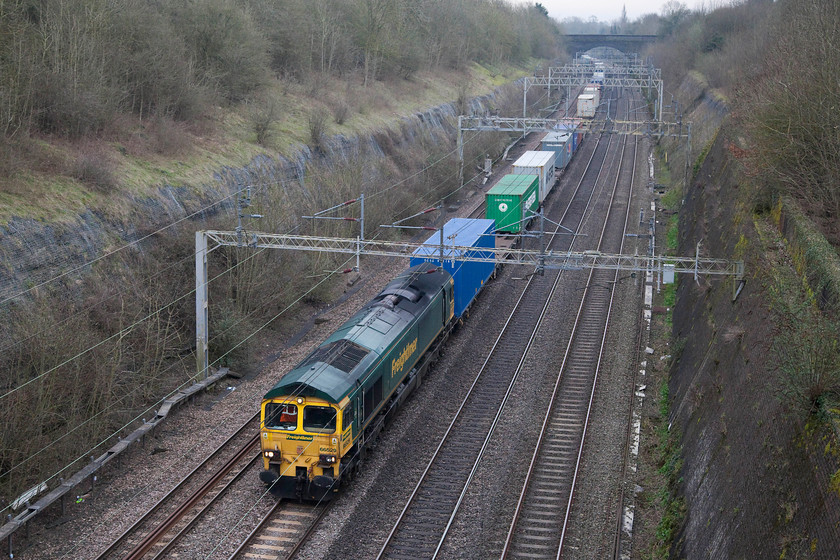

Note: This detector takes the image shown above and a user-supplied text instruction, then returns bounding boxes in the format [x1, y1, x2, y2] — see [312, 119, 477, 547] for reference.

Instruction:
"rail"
[0, 368, 231, 559]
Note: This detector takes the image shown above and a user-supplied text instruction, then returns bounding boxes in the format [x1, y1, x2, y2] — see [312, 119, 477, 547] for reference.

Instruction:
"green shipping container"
[485, 174, 539, 233]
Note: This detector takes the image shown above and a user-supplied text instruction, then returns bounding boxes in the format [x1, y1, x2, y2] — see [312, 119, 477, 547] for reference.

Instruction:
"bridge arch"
[564, 34, 657, 54]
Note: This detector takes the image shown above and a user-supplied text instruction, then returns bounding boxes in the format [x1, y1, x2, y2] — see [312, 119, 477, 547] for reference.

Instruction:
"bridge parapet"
[564, 34, 657, 54]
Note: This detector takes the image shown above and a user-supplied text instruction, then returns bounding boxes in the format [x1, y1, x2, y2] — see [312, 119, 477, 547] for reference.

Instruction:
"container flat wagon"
[583, 84, 600, 107]
[541, 131, 573, 170]
[484, 174, 539, 234]
[577, 94, 597, 118]
[554, 120, 581, 153]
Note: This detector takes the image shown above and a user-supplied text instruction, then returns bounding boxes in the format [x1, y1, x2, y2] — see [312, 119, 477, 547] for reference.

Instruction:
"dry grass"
[0, 60, 531, 225]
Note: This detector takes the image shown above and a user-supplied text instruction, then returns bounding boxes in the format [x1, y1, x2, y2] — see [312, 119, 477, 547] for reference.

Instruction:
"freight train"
[260, 127, 583, 501]
[259, 219, 495, 501]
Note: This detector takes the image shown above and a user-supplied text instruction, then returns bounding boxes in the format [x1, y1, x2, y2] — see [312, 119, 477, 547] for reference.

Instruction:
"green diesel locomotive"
[259, 263, 454, 501]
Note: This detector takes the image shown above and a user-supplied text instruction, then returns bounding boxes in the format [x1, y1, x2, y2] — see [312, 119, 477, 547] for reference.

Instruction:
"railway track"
[92, 85, 634, 560]
[501, 91, 641, 559]
[94, 415, 260, 560]
[228, 501, 326, 560]
[374, 117, 617, 559]
[609, 88, 648, 560]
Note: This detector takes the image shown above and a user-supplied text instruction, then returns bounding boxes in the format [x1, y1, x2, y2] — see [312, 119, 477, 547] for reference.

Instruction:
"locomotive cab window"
[303, 406, 337, 433]
[264, 403, 298, 430]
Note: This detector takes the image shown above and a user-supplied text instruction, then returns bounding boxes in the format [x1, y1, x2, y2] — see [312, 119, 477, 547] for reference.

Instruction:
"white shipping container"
[583, 85, 600, 106]
[512, 150, 556, 203]
[577, 94, 597, 118]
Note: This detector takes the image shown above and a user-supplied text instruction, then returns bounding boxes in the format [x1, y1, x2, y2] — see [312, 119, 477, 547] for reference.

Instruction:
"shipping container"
[577, 94, 597, 118]
[584, 85, 600, 106]
[484, 174, 539, 234]
[541, 131, 572, 169]
[410, 218, 495, 318]
[511, 151, 556, 203]
[554, 121, 580, 153]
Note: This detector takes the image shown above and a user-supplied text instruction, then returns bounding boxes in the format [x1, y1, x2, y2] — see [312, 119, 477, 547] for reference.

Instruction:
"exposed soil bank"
[665, 78, 840, 556]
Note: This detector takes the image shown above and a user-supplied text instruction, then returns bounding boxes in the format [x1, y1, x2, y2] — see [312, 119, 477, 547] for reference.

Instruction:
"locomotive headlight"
[264, 451, 275, 458]
[319, 454, 337, 465]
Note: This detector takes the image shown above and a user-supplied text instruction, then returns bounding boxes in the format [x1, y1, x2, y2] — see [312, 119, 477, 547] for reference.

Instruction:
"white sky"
[527, 0, 672, 23]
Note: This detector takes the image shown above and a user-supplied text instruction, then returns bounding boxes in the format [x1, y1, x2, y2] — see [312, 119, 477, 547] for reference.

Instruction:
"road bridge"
[565, 34, 657, 54]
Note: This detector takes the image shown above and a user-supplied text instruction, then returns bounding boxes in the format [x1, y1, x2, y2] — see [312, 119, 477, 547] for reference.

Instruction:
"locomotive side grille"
[300, 340, 369, 374]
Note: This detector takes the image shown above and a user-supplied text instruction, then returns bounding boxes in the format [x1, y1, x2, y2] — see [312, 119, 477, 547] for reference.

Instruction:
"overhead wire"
[0, 119, 472, 400]
[211, 152, 542, 551]
[0, 249, 196, 356]
[211, 89, 554, 394]
[208, 79, 567, 555]
[0, 235, 301, 485]
[1, 118, 477, 368]
[127, 105, 548, 553]
[176, 88, 564, 555]
[0, 162, 305, 311]
[1, 152, 472, 505]
[2, 247, 360, 521]
[0, 218, 302, 402]
[0, 189, 240, 307]
[2, 105, 522, 527]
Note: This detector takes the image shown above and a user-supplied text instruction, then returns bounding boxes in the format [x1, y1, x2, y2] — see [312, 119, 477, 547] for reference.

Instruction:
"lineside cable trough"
[0, 367, 231, 559]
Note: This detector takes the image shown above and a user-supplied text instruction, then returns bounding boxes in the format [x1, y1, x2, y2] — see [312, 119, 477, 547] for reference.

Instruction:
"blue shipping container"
[410, 218, 495, 318]
[554, 122, 579, 153]
[541, 131, 572, 169]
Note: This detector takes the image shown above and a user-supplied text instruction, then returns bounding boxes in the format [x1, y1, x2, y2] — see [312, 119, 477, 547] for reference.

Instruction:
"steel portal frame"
[195, 230, 743, 377]
[455, 115, 690, 189]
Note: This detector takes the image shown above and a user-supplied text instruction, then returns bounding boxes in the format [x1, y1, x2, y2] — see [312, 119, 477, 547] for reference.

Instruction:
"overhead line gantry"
[195, 229, 744, 378]
[456, 116, 690, 189]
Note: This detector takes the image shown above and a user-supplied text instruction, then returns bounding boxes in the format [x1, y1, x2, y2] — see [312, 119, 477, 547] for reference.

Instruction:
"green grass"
[660, 185, 681, 212]
[666, 214, 679, 252]
[651, 374, 686, 558]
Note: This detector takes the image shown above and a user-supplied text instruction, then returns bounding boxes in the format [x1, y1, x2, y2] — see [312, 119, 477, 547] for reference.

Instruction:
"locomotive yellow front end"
[259, 395, 351, 501]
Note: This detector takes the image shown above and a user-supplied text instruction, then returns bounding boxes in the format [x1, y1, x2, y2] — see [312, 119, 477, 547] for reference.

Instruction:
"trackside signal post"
[195, 229, 744, 378]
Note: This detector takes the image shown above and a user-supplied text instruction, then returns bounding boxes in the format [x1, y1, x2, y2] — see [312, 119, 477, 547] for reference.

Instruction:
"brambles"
[769, 277, 840, 421]
[73, 152, 119, 194]
[308, 110, 328, 152]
